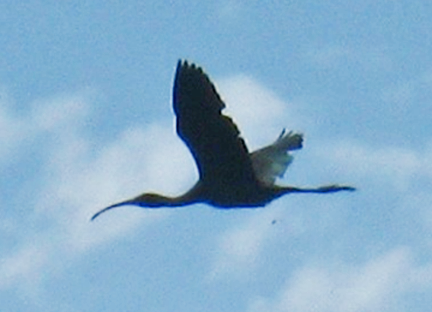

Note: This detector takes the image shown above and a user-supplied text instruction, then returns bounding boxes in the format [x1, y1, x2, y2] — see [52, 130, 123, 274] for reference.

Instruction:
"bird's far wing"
[250, 130, 303, 185]
[173, 60, 256, 186]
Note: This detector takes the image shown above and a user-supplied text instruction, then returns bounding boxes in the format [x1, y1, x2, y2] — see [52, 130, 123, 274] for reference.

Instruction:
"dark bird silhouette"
[91, 60, 355, 221]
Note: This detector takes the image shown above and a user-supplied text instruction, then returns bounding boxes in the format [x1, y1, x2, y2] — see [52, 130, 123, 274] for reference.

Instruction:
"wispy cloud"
[0, 90, 191, 294]
[323, 139, 432, 190]
[206, 75, 432, 291]
[217, 74, 301, 149]
[3, 71, 431, 312]
[207, 75, 312, 280]
[4, 74, 298, 294]
[208, 207, 285, 281]
[248, 247, 432, 312]
[0, 244, 48, 290]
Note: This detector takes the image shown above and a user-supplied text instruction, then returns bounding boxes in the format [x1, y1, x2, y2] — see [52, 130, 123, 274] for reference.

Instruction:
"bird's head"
[91, 192, 173, 221]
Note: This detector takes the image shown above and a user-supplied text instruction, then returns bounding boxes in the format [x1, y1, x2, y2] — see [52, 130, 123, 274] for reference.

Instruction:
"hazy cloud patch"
[217, 74, 300, 150]
[0, 90, 183, 293]
[321, 139, 431, 190]
[208, 207, 284, 281]
[249, 247, 432, 312]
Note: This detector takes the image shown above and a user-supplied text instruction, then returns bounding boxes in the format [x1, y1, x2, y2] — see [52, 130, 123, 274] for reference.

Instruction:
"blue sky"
[1, 1, 432, 311]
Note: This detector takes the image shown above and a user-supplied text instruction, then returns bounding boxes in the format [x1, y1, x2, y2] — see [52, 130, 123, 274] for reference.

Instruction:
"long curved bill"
[90, 200, 134, 221]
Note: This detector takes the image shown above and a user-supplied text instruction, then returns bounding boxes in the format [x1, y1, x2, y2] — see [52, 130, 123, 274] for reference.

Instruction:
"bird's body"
[91, 60, 355, 221]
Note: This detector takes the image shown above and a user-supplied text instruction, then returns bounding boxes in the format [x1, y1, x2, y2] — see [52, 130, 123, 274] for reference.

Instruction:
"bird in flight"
[91, 60, 355, 221]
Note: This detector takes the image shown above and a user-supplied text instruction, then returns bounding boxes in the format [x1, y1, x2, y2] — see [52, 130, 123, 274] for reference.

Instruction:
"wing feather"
[173, 60, 256, 186]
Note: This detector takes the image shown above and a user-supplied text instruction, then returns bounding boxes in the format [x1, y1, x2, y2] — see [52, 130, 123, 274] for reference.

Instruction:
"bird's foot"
[317, 184, 356, 193]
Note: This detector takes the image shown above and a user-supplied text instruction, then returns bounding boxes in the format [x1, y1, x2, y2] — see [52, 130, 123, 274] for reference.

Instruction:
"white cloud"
[0, 88, 93, 164]
[36, 121, 196, 253]
[206, 75, 305, 280]
[4, 71, 429, 310]
[249, 247, 432, 312]
[319, 139, 432, 191]
[0, 245, 48, 290]
[206, 75, 432, 290]
[0, 90, 195, 293]
[217, 74, 300, 150]
[50, 121, 195, 253]
[30, 91, 91, 132]
[208, 207, 284, 280]
[5, 75, 294, 293]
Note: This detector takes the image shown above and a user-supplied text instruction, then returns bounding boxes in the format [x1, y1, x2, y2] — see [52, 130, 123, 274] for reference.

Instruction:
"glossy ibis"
[91, 61, 355, 221]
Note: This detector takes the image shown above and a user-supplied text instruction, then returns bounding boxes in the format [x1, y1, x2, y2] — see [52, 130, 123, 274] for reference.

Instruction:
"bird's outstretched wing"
[173, 60, 256, 186]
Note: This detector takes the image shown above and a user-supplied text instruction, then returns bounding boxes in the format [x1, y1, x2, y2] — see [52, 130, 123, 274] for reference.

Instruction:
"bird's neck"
[134, 183, 204, 208]
[170, 183, 204, 206]
[157, 193, 200, 207]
